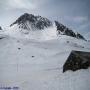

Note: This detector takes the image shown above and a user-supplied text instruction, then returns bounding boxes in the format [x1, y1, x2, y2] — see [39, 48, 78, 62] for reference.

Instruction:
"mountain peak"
[10, 13, 52, 30]
[10, 13, 85, 40]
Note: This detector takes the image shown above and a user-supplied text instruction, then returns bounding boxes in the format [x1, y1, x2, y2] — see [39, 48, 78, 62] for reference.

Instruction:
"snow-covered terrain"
[9, 13, 85, 40]
[0, 13, 89, 90]
[0, 28, 90, 90]
[6, 23, 57, 41]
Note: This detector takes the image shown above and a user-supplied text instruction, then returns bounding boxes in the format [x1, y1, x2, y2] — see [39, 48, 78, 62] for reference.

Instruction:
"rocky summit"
[10, 13, 52, 30]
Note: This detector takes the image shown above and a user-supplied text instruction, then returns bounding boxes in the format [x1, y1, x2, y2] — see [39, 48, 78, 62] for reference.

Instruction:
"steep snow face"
[6, 23, 57, 41]
[0, 33, 90, 90]
[8, 13, 57, 40]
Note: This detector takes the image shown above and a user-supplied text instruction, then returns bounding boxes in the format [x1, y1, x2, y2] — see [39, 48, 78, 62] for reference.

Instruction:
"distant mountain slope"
[55, 21, 85, 40]
[10, 13, 85, 40]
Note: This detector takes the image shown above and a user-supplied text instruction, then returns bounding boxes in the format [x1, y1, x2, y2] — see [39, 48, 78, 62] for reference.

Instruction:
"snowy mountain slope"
[6, 23, 57, 41]
[55, 21, 85, 40]
[9, 13, 85, 40]
[0, 13, 89, 90]
[0, 32, 90, 90]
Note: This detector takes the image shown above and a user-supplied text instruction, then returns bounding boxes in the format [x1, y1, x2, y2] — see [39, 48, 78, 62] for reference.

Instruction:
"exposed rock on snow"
[76, 33, 86, 40]
[0, 26, 2, 30]
[63, 50, 90, 72]
[55, 21, 85, 40]
[10, 13, 52, 30]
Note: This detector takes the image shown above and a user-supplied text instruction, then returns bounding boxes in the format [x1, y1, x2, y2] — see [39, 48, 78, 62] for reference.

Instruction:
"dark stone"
[32, 56, 35, 58]
[76, 33, 85, 40]
[0, 37, 3, 39]
[63, 50, 90, 73]
[67, 41, 69, 43]
[55, 21, 65, 32]
[0, 26, 2, 30]
[64, 29, 76, 37]
[18, 48, 21, 50]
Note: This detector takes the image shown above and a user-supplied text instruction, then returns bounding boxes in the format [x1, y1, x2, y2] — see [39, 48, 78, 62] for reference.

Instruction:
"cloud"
[78, 22, 90, 32]
[72, 16, 88, 23]
[0, 0, 50, 11]
[7, 0, 50, 10]
[63, 16, 88, 24]
[5, 0, 37, 10]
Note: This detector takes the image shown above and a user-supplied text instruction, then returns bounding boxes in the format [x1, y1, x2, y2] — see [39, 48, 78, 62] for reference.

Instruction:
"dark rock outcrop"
[63, 50, 90, 73]
[76, 33, 85, 40]
[55, 21, 85, 40]
[10, 13, 52, 30]
[0, 26, 2, 30]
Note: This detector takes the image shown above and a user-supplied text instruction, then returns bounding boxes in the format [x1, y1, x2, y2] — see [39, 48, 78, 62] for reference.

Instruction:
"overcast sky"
[0, 0, 90, 37]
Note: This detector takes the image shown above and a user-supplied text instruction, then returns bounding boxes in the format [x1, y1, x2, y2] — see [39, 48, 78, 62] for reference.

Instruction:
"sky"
[0, 0, 90, 38]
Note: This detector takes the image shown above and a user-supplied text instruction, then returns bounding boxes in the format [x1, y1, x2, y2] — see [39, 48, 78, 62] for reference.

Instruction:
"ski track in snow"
[0, 30, 90, 90]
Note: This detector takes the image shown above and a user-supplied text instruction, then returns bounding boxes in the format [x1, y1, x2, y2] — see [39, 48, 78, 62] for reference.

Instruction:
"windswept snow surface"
[6, 23, 57, 41]
[0, 29, 90, 90]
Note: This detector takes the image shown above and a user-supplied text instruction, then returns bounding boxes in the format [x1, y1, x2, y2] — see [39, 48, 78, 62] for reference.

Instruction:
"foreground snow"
[0, 30, 90, 90]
